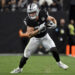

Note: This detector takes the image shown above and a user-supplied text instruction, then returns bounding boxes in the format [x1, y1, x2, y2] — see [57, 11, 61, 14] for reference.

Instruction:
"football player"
[10, 3, 69, 73]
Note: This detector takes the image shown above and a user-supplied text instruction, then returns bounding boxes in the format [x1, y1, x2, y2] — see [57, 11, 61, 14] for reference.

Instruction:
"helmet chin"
[29, 16, 37, 20]
[28, 13, 38, 20]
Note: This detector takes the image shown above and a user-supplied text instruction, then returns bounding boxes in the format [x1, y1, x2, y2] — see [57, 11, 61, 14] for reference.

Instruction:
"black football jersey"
[24, 9, 49, 38]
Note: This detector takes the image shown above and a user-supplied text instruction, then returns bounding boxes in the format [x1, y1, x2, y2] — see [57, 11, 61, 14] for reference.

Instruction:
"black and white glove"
[47, 21, 57, 29]
[38, 22, 46, 31]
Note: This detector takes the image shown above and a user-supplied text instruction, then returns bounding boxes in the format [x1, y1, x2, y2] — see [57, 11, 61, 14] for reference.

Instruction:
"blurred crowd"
[0, 0, 28, 12]
[0, 0, 63, 12]
[54, 19, 75, 53]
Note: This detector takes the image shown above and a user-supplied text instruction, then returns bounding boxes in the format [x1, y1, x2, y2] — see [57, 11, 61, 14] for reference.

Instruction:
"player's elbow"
[47, 16, 57, 24]
[19, 29, 23, 37]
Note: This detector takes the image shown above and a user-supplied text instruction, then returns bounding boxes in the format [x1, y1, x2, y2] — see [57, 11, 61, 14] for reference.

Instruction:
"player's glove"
[38, 22, 46, 31]
[46, 20, 57, 29]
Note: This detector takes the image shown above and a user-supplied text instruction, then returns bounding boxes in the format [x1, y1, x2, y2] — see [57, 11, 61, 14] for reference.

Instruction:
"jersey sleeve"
[23, 18, 27, 26]
[21, 24, 27, 33]
[23, 17, 31, 26]
[40, 9, 49, 20]
[44, 10, 49, 19]
[20, 17, 27, 33]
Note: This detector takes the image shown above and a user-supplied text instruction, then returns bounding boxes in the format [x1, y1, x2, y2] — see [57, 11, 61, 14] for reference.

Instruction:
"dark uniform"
[24, 9, 48, 38]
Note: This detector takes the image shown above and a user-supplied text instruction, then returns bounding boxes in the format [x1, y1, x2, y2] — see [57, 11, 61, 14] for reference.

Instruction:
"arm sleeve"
[41, 9, 49, 20]
[44, 10, 49, 18]
[20, 18, 27, 33]
[23, 18, 27, 26]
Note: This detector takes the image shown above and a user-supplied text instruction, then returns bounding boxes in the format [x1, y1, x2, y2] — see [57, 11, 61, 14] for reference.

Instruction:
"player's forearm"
[19, 30, 29, 37]
[52, 18, 57, 25]
[19, 32, 28, 37]
[29, 30, 39, 37]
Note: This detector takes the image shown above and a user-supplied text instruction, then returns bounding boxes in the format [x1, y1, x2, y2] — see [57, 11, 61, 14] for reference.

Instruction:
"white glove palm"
[47, 21, 57, 29]
[38, 22, 46, 31]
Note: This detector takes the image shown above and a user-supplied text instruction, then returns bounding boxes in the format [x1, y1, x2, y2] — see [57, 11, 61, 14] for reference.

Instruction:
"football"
[46, 20, 56, 29]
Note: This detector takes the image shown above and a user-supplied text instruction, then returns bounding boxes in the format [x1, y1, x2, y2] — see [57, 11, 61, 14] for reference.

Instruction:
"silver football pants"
[24, 33, 56, 58]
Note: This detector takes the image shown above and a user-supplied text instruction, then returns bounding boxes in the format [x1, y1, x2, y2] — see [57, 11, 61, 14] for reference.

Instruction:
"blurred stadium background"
[0, 0, 75, 75]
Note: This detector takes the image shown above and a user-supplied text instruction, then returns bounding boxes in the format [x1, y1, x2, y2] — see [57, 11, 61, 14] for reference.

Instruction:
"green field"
[0, 55, 75, 75]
